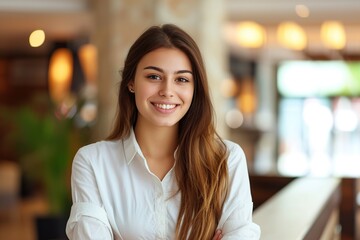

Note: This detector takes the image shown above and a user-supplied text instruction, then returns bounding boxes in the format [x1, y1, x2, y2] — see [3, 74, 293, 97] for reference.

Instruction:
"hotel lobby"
[1, 0, 360, 239]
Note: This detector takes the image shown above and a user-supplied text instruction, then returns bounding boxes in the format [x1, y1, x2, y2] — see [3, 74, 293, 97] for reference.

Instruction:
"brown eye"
[177, 77, 189, 83]
[147, 74, 161, 80]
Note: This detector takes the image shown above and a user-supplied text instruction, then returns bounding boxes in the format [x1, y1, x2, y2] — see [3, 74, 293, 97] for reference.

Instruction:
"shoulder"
[76, 140, 110, 157]
[223, 139, 245, 155]
[77, 140, 114, 153]
[74, 140, 122, 165]
[223, 140, 247, 170]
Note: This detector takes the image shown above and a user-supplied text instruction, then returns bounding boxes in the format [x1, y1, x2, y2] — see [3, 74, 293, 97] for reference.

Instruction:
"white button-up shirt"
[66, 129, 260, 239]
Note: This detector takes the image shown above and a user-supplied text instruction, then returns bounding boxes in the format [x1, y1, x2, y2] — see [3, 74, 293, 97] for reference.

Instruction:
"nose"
[159, 79, 174, 97]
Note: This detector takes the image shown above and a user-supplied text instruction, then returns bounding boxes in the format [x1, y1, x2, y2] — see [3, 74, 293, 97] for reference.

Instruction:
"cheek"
[135, 84, 151, 100]
[134, 86, 157, 111]
[133, 89, 146, 109]
[183, 88, 194, 104]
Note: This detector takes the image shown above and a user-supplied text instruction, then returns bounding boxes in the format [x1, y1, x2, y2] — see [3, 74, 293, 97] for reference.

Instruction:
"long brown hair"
[107, 24, 229, 239]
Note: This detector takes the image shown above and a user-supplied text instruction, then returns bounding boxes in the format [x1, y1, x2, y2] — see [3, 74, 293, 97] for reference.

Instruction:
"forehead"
[137, 47, 192, 71]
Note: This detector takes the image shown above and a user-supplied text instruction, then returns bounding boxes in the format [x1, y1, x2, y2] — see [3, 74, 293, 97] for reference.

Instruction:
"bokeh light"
[220, 78, 238, 98]
[295, 4, 310, 18]
[234, 21, 266, 48]
[225, 109, 244, 129]
[29, 29, 45, 47]
[321, 21, 346, 50]
[277, 22, 307, 50]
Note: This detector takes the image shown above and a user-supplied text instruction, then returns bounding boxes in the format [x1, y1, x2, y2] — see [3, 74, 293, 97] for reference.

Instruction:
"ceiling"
[226, 0, 360, 25]
[0, 0, 92, 55]
[0, 0, 359, 56]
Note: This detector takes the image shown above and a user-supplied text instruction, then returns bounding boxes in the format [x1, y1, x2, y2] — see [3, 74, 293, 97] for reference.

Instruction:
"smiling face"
[129, 47, 195, 130]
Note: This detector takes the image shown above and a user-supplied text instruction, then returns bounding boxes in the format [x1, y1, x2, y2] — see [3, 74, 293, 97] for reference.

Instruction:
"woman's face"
[129, 47, 194, 129]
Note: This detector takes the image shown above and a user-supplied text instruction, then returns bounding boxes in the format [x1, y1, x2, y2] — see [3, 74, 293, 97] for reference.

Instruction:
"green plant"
[3, 97, 75, 216]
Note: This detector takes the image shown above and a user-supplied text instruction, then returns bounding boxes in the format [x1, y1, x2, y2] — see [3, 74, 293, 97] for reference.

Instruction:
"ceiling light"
[48, 48, 73, 103]
[321, 21, 346, 50]
[29, 29, 45, 47]
[277, 22, 307, 50]
[78, 43, 98, 85]
[234, 21, 266, 48]
[295, 4, 310, 18]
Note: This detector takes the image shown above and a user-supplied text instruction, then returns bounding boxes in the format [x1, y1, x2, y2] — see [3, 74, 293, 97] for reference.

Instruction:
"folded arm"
[66, 150, 113, 239]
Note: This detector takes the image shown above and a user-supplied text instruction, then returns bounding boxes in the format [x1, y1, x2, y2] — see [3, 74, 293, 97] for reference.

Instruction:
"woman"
[66, 24, 260, 239]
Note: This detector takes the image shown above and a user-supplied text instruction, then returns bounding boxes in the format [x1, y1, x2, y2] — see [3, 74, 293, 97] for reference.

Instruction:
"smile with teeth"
[154, 103, 177, 110]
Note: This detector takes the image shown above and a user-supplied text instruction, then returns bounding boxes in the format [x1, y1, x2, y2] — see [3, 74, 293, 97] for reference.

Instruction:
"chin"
[157, 123, 178, 128]
[154, 121, 179, 128]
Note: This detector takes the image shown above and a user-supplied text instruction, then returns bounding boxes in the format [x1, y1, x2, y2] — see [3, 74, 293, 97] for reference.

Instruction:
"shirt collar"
[123, 127, 145, 165]
[123, 128, 179, 166]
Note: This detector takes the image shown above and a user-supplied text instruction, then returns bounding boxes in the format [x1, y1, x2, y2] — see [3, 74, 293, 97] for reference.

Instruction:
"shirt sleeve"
[66, 148, 114, 239]
[218, 141, 261, 239]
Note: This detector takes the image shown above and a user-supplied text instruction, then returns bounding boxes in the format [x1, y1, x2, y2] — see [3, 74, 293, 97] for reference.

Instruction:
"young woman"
[66, 24, 260, 239]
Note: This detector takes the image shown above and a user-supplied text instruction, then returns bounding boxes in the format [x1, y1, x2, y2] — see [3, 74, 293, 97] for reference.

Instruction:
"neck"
[134, 124, 178, 159]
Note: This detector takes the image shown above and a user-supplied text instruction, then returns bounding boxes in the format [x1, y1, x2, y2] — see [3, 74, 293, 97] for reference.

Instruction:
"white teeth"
[155, 103, 176, 110]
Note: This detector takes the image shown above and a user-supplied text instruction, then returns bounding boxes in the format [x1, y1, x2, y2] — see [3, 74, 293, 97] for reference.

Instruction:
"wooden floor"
[0, 195, 48, 240]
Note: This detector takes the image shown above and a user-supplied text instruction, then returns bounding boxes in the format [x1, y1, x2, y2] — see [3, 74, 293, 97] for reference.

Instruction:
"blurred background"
[0, 0, 360, 239]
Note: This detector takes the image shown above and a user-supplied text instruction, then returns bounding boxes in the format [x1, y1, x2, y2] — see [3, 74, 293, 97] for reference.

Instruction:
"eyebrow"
[144, 66, 193, 75]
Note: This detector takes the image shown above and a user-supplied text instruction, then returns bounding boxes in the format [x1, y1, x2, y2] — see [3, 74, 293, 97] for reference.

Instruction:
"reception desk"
[251, 176, 358, 240]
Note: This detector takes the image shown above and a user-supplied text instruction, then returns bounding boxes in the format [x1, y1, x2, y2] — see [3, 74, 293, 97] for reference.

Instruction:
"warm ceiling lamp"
[277, 21, 307, 50]
[78, 43, 98, 85]
[29, 29, 45, 47]
[234, 21, 266, 48]
[48, 48, 73, 103]
[295, 4, 310, 18]
[321, 21, 346, 50]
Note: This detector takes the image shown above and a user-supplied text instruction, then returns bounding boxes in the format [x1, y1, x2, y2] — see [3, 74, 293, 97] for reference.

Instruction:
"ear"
[128, 82, 135, 93]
